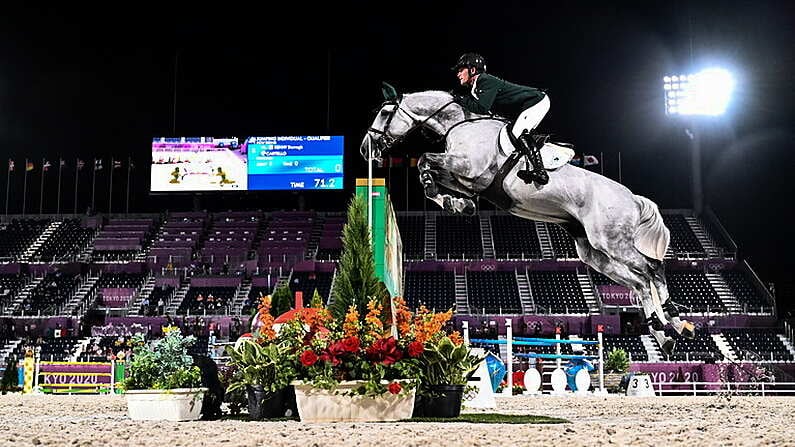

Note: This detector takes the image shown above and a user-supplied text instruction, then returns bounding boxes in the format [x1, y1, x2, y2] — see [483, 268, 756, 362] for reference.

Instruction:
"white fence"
[652, 381, 795, 396]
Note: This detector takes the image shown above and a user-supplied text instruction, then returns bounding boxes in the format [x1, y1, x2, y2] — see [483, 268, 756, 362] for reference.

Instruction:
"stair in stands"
[577, 272, 601, 313]
[704, 272, 742, 313]
[19, 221, 62, 263]
[515, 269, 535, 313]
[534, 222, 555, 259]
[231, 278, 253, 314]
[424, 214, 436, 260]
[77, 228, 101, 263]
[479, 215, 495, 259]
[454, 270, 470, 314]
[136, 216, 167, 262]
[712, 333, 737, 362]
[0, 339, 22, 369]
[777, 334, 795, 358]
[127, 273, 156, 316]
[63, 275, 100, 316]
[640, 334, 663, 362]
[165, 278, 192, 315]
[684, 216, 721, 258]
[1, 276, 43, 316]
[305, 216, 325, 260]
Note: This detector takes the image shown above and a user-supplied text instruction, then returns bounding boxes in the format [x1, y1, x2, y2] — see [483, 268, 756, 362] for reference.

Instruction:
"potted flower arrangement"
[225, 296, 297, 420]
[121, 328, 207, 421]
[412, 312, 484, 418]
[277, 296, 422, 423]
[599, 348, 630, 393]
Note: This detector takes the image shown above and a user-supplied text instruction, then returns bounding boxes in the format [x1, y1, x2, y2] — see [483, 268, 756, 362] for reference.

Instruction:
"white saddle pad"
[499, 126, 575, 170]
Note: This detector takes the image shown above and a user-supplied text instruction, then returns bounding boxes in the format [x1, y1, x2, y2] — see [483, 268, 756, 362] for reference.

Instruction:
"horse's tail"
[632, 195, 670, 261]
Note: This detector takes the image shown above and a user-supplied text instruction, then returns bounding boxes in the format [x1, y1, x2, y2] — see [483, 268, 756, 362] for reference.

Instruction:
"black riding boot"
[516, 131, 549, 185]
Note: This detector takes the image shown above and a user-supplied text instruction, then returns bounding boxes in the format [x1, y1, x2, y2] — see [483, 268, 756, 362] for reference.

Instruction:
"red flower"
[319, 351, 341, 366]
[366, 337, 403, 365]
[340, 336, 361, 353]
[300, 350, 318, 367]
[388, 381, 402, 395]
[513, 370, 525, 388]
[407, 341, 425, 358]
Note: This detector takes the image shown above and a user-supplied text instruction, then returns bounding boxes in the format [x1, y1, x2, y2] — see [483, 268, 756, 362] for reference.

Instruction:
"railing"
[652, 381, 795, 396]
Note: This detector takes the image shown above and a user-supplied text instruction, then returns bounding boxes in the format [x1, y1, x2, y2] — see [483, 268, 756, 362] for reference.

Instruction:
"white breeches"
[511, 94, 550, 138]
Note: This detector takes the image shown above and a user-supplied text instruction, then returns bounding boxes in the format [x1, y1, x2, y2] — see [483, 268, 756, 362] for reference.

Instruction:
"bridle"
[366, 97, 456, 155]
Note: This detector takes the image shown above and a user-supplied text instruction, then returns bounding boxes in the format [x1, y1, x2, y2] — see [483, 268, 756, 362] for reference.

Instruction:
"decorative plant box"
[126, 388, 208, 421]
[292, 381, 415, 423]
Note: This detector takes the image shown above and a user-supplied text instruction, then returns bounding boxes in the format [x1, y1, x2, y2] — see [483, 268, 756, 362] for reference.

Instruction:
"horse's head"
[360, 83, 460, 160]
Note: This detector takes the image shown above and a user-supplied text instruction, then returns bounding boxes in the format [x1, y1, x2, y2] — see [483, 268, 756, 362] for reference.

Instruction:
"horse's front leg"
[418, 153, 476, 215]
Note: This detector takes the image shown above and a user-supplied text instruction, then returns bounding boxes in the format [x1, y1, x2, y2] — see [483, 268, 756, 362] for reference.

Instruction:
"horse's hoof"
[424, 183, 438, 198]
[462, 200, 476, 216]
[661, 338, 676, 357]
[442, 196, 456, 213]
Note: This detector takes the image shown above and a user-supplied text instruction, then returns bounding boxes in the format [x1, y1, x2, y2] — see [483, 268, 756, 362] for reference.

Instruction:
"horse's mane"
[406, 90, 499, 121]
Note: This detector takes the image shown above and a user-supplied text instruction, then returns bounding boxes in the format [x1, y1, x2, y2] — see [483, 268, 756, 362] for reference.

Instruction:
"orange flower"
[343, 305, 360, 338]
[393, 297, 412, 337]
[449, 330, 464, 346]
[365, 299, 384, 333]
[256, 295, 276, 341]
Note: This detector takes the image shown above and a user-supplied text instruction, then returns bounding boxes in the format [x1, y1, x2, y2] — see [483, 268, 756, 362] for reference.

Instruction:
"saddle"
[479, 125, 575, 210]
[498, 126, 575, 170]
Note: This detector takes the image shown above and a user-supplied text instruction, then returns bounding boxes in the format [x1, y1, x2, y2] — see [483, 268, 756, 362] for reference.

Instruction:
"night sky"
[1, 3, 793, 311]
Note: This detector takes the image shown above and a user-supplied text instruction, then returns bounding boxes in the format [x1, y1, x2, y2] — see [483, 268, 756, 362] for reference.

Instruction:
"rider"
[451, 52, 550, 185]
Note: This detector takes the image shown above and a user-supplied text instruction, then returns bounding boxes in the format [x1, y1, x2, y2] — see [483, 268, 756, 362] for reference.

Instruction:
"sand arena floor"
[0, 394, 793, 446]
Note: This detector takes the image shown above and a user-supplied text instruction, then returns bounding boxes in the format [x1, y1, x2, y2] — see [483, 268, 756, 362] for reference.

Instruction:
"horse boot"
[516, 130, 549, 185]
[646, 312, 676, 357]
[663, 300, 695, 339]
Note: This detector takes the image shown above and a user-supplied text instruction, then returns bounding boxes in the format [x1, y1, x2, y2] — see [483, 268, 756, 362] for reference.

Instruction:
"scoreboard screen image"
[150, 136, 344, 192]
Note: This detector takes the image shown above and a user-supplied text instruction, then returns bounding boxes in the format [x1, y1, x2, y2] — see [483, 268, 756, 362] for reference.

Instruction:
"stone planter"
[126, 388, 208, 421]
[292, 380, 415, 423]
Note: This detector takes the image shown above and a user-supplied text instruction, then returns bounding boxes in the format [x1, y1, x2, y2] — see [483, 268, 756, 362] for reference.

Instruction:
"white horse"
[361, 87, 695, 354]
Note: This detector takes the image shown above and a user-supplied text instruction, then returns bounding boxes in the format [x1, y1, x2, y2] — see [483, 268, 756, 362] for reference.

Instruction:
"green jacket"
[456, 73, 545, 119]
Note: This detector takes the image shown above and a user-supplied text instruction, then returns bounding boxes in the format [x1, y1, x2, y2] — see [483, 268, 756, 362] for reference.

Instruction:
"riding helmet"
[452, 53, 487, 72]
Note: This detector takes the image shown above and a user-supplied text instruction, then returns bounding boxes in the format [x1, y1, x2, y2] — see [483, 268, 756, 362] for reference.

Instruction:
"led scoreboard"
[247, 136, 344, 190]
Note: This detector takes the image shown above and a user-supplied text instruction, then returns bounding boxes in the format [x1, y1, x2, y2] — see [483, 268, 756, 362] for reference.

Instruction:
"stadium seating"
[0, 219, 49, 261]
[662, 214, 704, 257]
[721, 270, 771, 312]
[435, 215, 482, 260]
[0, 274, 25, 310]
[404, 270, 455, 311]
[546, 224, 578, 259]
[528, 271, 588, 314]
[178, 286, 237, 315]
[18, 272, 79, 316]
[665, 330, 724, 362]
[31, 219, 94, 262]
[289, 271, 334, 303]
[490, 215, 542, 259]
[396, 215, 425, 260]
[667, 271, 725, 313]
[722, 328, 794, 362]
[467, 271, 523, 314]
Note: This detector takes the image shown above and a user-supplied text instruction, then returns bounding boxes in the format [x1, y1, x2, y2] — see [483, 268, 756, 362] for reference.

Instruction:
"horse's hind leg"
[418, 153, 476, 215]
[649, 266, 695, 338]
[571, 235, 677, 356]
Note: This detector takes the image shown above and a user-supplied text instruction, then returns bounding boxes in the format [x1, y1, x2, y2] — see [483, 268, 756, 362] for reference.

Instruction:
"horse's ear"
[381, 82, 398, 101]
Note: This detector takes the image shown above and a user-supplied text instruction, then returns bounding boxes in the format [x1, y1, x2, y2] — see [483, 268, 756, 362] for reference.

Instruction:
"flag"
[389, 156, 404, 168]
[60, 159, 66, 168]
[409, 157, 419, 168]
[26, 161, 34, 171]
[569, 155, 583, 167]
[129, 161, 135, 170]
[583, 154, 600, 166]
[113, 160, 122, 169]
[8, 160, 14, 171]
[94, 159, 103, 170]
[43, 160, 52, 172]
[77, 159, 85, 170]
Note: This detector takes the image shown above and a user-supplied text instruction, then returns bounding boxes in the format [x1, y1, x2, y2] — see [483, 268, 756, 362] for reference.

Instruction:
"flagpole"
[39, 158, 45, 215]
[91, 160, 97, 212]
[22, 159, 28, 216]
[73, 158, 79, 215]
[600, 151, 604, 176]
[108, 157, 114, 215]
[57, 159, 63, 216]
[4, 162, 10, 216]
[618, 152, 623, 184]
[126, 157, 132, 214]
